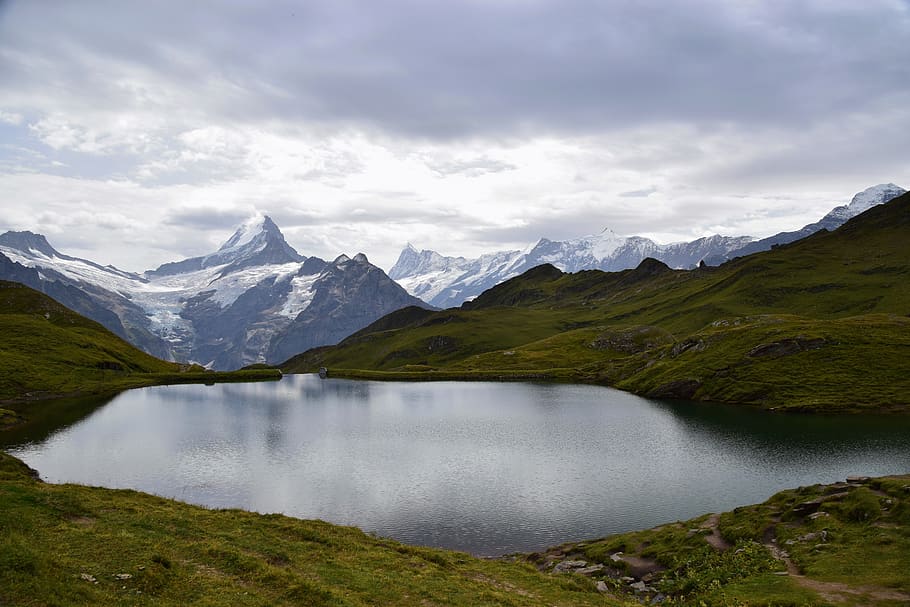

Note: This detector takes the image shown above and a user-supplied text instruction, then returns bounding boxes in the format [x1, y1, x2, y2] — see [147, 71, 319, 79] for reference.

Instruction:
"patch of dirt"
[700, 513, 732, 552]
[761, 535, 910, 604]
[614, 554, 664, 578]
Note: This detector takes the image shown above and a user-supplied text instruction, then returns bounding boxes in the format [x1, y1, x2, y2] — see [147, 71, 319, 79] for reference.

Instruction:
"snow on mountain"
[391, 184, 905, 308]
[821, 183, 905, 224]
[709, 183, 907, 265]
[0, 215, 426, 369]
[392, 231, 750, 308]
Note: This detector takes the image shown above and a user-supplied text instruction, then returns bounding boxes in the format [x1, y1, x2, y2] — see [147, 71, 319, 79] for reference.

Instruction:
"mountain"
[0, 215, 427, 370]
[287, 190, 910, 412]
[389, 184, 904, 308]
[390, 229, 752, 309]
[0, 280, 278, 403]
[705, 183, 906, 264]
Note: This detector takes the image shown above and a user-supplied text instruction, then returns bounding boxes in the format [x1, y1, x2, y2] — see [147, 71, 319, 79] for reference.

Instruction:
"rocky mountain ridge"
[390, 184, 905, 308]
[0, 215, 426, 369]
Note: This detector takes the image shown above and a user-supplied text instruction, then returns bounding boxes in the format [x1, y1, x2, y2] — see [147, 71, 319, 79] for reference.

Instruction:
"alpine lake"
[4, 374, 910, 556]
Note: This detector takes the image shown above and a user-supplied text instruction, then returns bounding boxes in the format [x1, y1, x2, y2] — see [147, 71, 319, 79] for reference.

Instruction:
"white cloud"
[0, 1, 907, 273]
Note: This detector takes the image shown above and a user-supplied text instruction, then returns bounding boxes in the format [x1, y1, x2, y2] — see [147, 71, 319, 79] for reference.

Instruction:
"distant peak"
[217, 212, 291, 252]
[405, 242, 418, 252]
[333, 254, 351, 265]
[0, 230, 61, 258]
[352, 253, 369, 264]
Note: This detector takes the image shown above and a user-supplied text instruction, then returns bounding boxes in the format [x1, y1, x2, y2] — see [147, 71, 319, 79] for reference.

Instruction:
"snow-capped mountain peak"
[818, 183, 905, 225]
[149, 213, 303, 278]
[0, 214, 427, 370]
[0, 230, 62, 259]
[845, 183, 905, 216]
[217, 214, 286, 253]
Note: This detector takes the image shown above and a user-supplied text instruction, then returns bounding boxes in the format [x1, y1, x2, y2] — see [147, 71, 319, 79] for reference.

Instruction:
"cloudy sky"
[1, 1, 908, 272]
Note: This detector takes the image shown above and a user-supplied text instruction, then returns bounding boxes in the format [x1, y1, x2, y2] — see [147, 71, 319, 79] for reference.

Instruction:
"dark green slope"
[0, 280, 278, 409]
[282, 192, 910, 412]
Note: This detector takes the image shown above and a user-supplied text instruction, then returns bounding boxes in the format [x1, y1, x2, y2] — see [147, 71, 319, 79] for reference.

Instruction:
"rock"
[788, 530, 827, 543]
[553, 560, 588, 573]
[647, 379, 701, 399]
[114, 573, 132, 580]
[610, 552, 624, 562]
[773, 571, 789, 576]
[576, 564, 605, 576]
[80, 573, 97, 583]
[651, 593, 667, 604]
[793, 499, 822, 516]
[630, 580, 656, 593]
[846, 476, 871, 484]
[808, 511, 829, 520]
[621, 576, 636, 583]
[596, 580, 610, 593]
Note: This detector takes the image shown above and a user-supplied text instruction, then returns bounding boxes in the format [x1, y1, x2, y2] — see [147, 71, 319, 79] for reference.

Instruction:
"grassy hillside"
[531, 472, 910, 606]
[283, 192, 910, 412]
[3, 451, 908, 606]
[0, 280, 279, 412]
[0, 451, 617, 607]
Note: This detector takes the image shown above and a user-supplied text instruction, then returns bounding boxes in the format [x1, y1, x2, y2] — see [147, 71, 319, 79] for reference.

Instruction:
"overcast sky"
[1, 1, 908, 272]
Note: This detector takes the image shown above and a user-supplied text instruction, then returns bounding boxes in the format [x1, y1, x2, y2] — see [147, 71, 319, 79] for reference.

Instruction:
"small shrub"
[837, 488, 881, 523]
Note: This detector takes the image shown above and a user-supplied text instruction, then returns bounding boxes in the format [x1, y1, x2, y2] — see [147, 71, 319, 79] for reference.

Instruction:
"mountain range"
[288, 188, 910, 412]
[0, 215, 426, 370]
[390, 183, 906, 308]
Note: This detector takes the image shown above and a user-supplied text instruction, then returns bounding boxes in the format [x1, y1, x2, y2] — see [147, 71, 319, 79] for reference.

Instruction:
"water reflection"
[5, 375, 910, 556]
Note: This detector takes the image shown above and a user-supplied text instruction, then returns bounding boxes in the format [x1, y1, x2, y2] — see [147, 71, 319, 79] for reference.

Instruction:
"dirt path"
[700, 513, 732, 551]
[763, 537, 910, 604]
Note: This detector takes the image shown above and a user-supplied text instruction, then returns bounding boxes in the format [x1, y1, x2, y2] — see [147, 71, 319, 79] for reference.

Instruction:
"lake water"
[5, 375, 910, 556]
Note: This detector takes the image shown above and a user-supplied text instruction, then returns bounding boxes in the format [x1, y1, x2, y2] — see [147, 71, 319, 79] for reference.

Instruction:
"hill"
[0, 280, 279, 412]
[283, 191, 910, 413]
[2, 450, 907, 606]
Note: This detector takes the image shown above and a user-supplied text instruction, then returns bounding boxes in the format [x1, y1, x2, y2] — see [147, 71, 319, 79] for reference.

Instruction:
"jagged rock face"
[390, 184, 905, 308]
[267, 254, 428, 364]
[0, 216, 427, 370]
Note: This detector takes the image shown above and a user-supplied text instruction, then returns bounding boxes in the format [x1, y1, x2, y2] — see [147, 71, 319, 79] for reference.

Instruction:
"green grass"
[4, 449, 909, 606]
[535, 473, 910, 606]
[0, 451, 621, 607]
[283, 192, 910, 413]
[0, 280, 280, 413]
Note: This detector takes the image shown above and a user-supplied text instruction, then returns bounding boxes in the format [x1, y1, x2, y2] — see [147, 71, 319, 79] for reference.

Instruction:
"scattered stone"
[595, 580, 610, 593]
[80, 573, 97, 583]
[553, 560, 588, 573]
[785, 540, 796, 546]
[610, 552, 624, 562]
[575, 564, 605, 576]
[651, 593, 667, 604]
[846, 476, 871, 484]
[630, 580, 656, 593]
[114, 573, 132, 580]
[773, 571, 789, 576]
[808, 511, 829, 520]
[621, 576, 636, 583]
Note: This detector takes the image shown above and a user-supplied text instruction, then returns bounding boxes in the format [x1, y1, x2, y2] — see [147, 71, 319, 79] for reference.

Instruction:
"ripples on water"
[6, 375, 910, 555]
